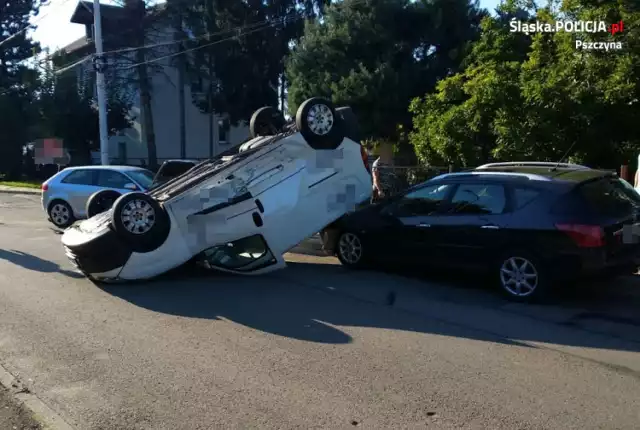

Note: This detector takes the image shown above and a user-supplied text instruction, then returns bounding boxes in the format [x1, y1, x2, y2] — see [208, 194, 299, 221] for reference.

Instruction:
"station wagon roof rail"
[475, 162, 590, 170]
[432, 171, 552, 182]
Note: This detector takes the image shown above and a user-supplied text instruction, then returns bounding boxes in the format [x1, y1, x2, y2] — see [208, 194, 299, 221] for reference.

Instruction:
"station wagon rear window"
[578, 178, 640, 217]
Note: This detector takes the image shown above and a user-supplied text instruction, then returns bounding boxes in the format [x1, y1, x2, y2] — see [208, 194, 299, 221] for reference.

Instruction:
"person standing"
[371, 142, 398, 202]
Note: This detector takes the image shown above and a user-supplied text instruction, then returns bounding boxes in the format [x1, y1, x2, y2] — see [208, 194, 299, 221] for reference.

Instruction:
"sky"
[31, 0, 503, 52]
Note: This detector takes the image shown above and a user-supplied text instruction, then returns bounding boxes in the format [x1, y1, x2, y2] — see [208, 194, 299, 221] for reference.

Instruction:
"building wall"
[79, 21, 249, 165]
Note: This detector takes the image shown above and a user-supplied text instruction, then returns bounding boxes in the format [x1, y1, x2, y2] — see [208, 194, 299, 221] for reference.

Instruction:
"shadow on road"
[97, 262, 535, 346]
[96, 260, 640, 354]
[0, 249, 83, 279]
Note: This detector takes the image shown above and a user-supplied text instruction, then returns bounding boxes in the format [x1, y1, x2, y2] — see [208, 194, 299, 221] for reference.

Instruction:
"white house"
[57, 0, 249, 166]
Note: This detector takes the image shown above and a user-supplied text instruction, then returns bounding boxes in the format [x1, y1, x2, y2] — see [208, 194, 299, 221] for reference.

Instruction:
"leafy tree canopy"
[36, 60, 133, 164]
[0, 0, 43, 177]
[410, 0, 640, 169]
[286, 0, 486, 141]
[180, 0, 330, 124]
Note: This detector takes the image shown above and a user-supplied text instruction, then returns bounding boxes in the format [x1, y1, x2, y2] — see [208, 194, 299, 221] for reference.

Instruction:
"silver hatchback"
[42, 165, 155, 228]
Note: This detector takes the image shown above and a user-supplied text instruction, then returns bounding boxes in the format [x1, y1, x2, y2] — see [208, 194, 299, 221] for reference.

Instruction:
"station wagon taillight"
[41, 183, 48, 191]
[556, 223, 605, 248]
[360, 146, 371, 173]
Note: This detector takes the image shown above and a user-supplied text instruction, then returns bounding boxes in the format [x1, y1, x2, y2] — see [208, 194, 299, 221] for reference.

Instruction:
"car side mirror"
[124, 183, 138, 191]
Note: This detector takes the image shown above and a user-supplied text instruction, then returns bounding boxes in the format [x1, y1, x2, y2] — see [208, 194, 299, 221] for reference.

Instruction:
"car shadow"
[0, 249, 84, 278]
[100, 268, 354, 344]
[97, 259, 640, 353]
[95, 262, 556, 349]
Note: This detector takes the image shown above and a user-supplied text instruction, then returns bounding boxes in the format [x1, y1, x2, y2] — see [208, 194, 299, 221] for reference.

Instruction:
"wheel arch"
[47, 197, 71, 212]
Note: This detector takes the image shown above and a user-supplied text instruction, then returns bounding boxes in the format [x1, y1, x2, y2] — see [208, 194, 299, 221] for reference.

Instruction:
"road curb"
[0, 362, 74, 430]
[0, 188, 41, 195]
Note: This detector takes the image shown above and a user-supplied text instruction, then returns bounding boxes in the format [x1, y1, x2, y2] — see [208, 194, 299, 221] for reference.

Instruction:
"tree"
[36, 58, 134, 164]
[0, 0, 43, 178]
[105, 0, 175, 169]
[179, 0, 330, 127]
[410, 0, 640, 169]
[286, 0, 485, 144]
[409, 1, 534, 166]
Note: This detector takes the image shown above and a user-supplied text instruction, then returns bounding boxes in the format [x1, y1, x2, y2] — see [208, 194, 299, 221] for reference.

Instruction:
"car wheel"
[250, 106, 286, 138]
[86, 189, 121, 218]
[111, 192, 170, 253]
[497, 251, 550, 302]
[336, 231, 365, 268]
[48, 200, 75, 229]
[295, 97, 345, 150]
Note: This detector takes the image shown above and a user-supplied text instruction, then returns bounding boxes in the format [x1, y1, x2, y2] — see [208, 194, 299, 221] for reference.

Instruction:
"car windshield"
[126, 169, 155, 190]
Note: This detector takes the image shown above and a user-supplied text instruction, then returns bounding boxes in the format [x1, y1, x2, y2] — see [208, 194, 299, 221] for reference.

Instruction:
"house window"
[218, 118, 229, 144]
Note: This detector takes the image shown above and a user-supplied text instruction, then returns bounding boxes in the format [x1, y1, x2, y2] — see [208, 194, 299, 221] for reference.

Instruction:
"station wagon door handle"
[481, 224, 500, 229]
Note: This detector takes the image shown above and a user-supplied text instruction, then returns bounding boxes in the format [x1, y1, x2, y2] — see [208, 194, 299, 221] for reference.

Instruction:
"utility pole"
[205, 0, 215, 159]
[170, 0, 186, 158]
[93, 0, 110, 165]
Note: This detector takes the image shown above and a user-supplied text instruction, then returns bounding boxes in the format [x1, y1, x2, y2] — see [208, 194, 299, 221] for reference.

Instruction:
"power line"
[52, 20, 281, 76]
[88, 0, 367, 58]
[120, 15, 299, 70]
[54, 55, 93, 75]
[4, 0, 367, 95]
[99, 15, 291, 57]
[41, 11, 295, 75]
[0, 0, 77, 49]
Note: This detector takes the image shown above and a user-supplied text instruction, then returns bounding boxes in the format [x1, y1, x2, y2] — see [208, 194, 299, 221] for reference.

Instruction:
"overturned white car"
[62, 98, 372, 281]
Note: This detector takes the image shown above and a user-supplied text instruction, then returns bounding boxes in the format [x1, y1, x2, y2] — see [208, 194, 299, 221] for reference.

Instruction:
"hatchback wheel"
[48, 200, 75, 229]
[86, 189, 121, 218]
[498, 252, 549, 301]
[336, 231, 365, 268]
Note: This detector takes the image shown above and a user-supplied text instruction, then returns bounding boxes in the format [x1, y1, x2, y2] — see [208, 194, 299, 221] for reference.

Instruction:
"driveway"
[0, 192, 639, 429]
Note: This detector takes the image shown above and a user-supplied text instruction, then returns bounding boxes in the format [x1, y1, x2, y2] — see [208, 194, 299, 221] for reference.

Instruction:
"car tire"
[48, 200, 76, 229]
[250, 106, 286, 138]
[86, 189, 121, 218]
[335, 231, 366, 268]
[111, 192, 170, 253]
[295, 97, 345, 150]
[496, 251, 551, 302]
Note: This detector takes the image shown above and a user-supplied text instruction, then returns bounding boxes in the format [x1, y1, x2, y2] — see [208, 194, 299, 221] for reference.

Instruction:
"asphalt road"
[1, 192, 640, 429]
